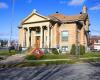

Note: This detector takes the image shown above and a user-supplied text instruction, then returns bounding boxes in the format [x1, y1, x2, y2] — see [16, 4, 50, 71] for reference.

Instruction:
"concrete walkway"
[0, 54, 26, 64]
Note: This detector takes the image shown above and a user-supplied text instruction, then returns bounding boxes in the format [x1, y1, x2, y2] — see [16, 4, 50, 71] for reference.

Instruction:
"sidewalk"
[0, 54, 26, 64]
[24, 59, 71, 62]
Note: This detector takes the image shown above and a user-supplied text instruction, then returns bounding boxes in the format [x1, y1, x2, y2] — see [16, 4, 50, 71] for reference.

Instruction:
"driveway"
[0, 63, 100, 80]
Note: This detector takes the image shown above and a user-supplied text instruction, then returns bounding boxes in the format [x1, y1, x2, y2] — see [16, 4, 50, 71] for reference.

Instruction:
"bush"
[80, 45, 85, 55]
[70, 44, 85, 55]
[52, 48, 59, 55]
[26, 55, 37, 60]
[26, 54, 68, 60]
[70, 44, 76, 55]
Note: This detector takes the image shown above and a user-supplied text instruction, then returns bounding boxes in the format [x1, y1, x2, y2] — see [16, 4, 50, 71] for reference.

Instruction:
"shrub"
[70, 44, 76, 55]
[80, 45, 85, 55]
[44, 49, 49, 54]
[70, 44, 85, 55]
[26, 55, 37, 60]
[52, 48, 59, 55]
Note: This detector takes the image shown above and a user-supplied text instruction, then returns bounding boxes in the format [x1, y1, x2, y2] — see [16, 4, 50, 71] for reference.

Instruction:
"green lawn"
[1, 52, 100, 67]
[0, 50, 17, 56]
[26, 52, 100, 60]
[80, 52, 100, 58]
[26, 54, 69, 60]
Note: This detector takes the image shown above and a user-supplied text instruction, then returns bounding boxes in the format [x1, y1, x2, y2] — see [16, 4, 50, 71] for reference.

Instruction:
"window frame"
[61, 30, 69, 41]
[61, 46, 68, 52]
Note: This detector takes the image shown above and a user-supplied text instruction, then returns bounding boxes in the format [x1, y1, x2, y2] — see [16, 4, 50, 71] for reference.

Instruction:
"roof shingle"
[48, 13, 88, 22]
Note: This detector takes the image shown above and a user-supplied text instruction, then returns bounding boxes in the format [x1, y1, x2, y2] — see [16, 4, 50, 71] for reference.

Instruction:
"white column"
[40, 26, 43, 48]
[44, 30, 46, 48]
[27, 28, 30, 47]
[51, 28, 52, 48]
[31, 30, 33, 47]
[23, 28, 26, 47]
[22, 28, 25, 47]
[47, 26, 50, 49]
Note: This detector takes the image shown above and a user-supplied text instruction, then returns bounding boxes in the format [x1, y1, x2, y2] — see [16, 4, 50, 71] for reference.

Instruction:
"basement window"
[61, 46, 68, 52]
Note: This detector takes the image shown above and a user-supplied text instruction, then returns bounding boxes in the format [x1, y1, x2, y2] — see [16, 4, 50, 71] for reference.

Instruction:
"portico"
[19, 22, 51, 49]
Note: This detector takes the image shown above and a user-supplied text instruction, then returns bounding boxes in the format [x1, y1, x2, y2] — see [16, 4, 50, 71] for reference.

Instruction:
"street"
[0, 47, 8, 51]
[0, 63, 100, 80]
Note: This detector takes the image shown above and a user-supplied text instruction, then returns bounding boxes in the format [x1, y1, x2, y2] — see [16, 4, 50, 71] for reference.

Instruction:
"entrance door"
[35, 36, 40, 48]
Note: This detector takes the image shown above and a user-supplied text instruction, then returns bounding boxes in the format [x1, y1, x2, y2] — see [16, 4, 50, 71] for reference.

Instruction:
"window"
[98, 40, 100, 43]
[61, 31, 68, 41]
[36, 31, 40, 34]
[61, 46, 68, 52]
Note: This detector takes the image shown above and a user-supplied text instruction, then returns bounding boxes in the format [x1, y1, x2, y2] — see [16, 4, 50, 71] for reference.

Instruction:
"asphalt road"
[0, 47, 8, 51]
[0, 63, 100, 80]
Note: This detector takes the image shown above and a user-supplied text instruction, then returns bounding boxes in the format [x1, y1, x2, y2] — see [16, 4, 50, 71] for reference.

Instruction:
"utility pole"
[10, 0, 15, 46]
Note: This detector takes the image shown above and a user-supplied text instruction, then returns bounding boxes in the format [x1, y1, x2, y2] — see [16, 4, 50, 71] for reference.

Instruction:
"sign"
[31, 48, 44, 59]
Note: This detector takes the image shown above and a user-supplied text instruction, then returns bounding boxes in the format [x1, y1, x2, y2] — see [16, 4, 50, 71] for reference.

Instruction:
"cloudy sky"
[0, 0, 100, 40]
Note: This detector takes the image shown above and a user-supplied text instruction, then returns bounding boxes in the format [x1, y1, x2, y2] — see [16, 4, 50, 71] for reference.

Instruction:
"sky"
[0, 0, 100, 40]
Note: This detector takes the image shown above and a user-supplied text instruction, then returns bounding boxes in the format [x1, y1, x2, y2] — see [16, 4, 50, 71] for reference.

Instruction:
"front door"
[35, 36, 40, 48]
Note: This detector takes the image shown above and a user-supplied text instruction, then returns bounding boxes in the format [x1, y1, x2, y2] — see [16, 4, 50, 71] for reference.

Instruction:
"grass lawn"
[80, 52, 100, 58]
[24, 52, 100, 66]
[1, 52, 100, 67]
[0, 51, 100, 67]
[26, 54, 70, 60]
[26, 52, 100, 60]
[0, 50, 17, 56]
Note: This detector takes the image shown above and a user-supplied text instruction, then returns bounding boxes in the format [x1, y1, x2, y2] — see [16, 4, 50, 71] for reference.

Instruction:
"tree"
[1, 40, 3, 47]
[80, 45, 85, 55]
[70, 44, 76, 55]
[70, 44, 85, 55]
[52, 48, 59, 55]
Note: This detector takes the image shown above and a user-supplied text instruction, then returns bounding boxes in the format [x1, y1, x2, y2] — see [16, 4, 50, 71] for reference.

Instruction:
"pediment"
[22, 12, 49, 24]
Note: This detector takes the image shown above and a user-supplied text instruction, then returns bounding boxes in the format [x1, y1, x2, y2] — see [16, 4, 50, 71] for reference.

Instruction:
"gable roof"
[21, 11, 50, 24]
[21, 10, 88, 25]
[48, 13, 88, 23]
